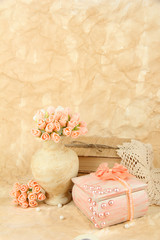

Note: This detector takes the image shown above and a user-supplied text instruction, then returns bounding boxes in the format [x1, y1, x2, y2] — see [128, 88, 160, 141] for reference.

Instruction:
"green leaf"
[73, 124, 80, 131]
[57, 128, 63, 136]
[45, 112, 49, 119]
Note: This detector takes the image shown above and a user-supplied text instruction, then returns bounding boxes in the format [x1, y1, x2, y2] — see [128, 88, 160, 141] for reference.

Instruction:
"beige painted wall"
[0, 0, 160, 184]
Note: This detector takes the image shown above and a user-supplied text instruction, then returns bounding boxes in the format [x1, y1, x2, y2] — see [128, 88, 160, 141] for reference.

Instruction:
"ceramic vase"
[31, 140, 79, 205]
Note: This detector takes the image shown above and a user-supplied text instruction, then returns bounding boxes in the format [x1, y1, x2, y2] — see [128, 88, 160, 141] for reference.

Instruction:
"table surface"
[0, 197, 160, 240]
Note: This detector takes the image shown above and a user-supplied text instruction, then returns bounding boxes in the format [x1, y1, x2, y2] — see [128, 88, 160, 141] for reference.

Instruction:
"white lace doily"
[117, 140, 160, 205]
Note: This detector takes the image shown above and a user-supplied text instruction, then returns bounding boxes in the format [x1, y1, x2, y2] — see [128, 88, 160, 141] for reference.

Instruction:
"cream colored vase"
[31, 140, 79, 205]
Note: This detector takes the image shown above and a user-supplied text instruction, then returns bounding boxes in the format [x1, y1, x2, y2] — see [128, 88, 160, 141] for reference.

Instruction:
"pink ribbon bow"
[95, 163, 132, 180]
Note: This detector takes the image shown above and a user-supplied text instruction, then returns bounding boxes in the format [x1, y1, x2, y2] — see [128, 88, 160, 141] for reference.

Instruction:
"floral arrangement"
[31, 106, 88, 143]
[9, 180, 46, 208]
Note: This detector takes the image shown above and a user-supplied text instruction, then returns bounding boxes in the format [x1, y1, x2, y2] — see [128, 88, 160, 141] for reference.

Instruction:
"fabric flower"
[46, 115, 55, 124]
[47, 106, 55, 115]
[21, 201, 29, 208]
[13, 182, 21, 191]
[28, 193, 37, 201]
[29, 200, 38, 208]
[37, 192, 46, 201]
[51, 132, 61, 143]
[53, 120, 61, 131]
[20, 184, 29, 193]
[33, 109, 45, 121]
[27, 180, 34, 188]
[33, 184, 41, 194]
[54, 112, 62, 121]
[22, 192, 27, 199]
[45, 122, 54, 133]
[79, 127, 88, 135]
[31, 129, 41, 137]
[67, 120, 78, 129]
[41, 132, 50, 141]
[10, 190, 21, 198]
[28, 180, 39, 188]
[59, 118, 67, 127]
[55, 106, 64, 113]
[37, 119, 46, 130]
[63, 127, 72, 137]
[71, 130, 80, 138]
[79, 121, 87, 128]
[18, 194, 27, 203]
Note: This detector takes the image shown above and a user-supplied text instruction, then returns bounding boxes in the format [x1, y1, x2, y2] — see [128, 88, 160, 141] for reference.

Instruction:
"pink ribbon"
[95, 163, 132, 180]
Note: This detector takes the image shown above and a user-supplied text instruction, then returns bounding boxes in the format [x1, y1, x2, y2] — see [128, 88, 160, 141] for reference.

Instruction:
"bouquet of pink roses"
[10, 180, 46, 208]
[31, 106, 88, 143]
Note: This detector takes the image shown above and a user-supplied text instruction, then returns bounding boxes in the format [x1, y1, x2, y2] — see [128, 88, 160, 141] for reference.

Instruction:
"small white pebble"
[59, 215, 64, 220]
[124, 223, 130, 229]
[58, 203, 62, 208]
[36, 207, 41, 212]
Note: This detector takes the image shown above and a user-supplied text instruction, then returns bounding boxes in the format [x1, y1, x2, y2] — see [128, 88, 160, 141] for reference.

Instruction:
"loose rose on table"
[9, 180, 46, 208]
[31, 106, 88, 143]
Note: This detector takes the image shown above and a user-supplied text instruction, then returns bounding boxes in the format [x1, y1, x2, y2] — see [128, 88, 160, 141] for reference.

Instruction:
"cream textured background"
[0, 0, 160, 187]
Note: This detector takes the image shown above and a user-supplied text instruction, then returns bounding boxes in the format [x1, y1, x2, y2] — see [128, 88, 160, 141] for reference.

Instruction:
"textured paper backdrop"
[0, 0, 160, 188]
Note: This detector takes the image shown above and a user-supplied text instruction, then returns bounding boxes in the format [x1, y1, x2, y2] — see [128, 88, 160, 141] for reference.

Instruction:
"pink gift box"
[72, 173, 148, 228]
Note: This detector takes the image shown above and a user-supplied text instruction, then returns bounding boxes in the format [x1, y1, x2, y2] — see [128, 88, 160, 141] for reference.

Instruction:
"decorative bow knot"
[95, 163, 132, 180]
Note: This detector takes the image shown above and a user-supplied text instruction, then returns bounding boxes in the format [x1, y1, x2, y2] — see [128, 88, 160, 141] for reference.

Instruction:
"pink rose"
[80, 127, 88, 135]
[38, 119, 46, 130]
[20, 184, 29, 193]
[63, 127, 72, 137]
[51, 132, 61, 143]
[59, 113, 68, 127]
[28, 180, 38, 188]
[21, 201, 29, 208]
[28, 193, 37, 201]
[45, 122, 54, 133]
[37, 192, 46, 201]
[54, 111, 62, 121]
[10, 190, 21, 198]
[79, 121, 87, 128]
[71, 130, 80, 138]
[47, 106, 55, 115]
[41, 132, 50, 141]
[32, 181, 39, 186]
[70, 113, 80, 122]
[32, 184, 41, 194]
[46, 115, 55, 124]
[59, 119, 67, 127]
[31, 129, 41, 137]
[13, 182, 21, 191]
[27, 180, 34, 188]
[67, 120, 78, 129]
[53, 120, 60, 132]
[18, 194, 27, 203]
[29, 200, 38, 208]
[35, 110, 45, 121]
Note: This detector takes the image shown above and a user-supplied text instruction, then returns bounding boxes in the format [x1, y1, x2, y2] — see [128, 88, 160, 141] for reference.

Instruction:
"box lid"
[72, 173, 147, 202]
